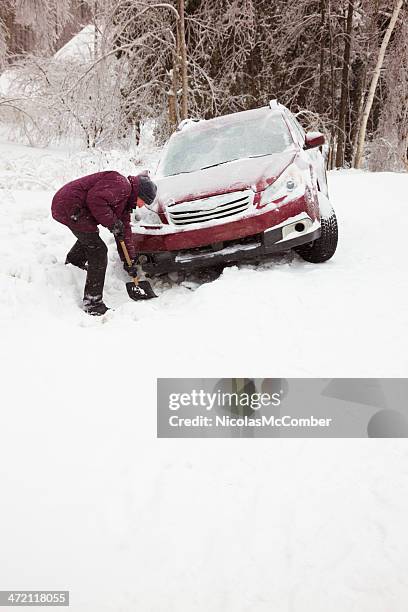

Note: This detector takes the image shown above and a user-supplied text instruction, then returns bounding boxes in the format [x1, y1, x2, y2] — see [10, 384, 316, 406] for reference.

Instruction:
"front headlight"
[137, 207, 162, 227]
[259, 166, 305, 206]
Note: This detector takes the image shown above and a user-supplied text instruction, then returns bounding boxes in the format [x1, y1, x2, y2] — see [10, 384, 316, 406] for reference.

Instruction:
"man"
[52, 171, 157, 316]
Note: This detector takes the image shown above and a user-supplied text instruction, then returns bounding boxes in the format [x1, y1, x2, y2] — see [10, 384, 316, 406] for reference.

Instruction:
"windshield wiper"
[247, 153, 275, 159]
[201, 153, 284, 169]
[164, 169, 196, 177]
[165, 156, 258, 177]
[199, 159, 241, 171]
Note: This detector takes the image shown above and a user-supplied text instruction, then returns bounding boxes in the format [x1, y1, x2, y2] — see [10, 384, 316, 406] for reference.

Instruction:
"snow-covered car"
[133, 100, 338, 274]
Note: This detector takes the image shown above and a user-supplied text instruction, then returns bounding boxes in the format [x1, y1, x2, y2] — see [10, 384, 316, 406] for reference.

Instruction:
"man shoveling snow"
[51, 171, 157, 315]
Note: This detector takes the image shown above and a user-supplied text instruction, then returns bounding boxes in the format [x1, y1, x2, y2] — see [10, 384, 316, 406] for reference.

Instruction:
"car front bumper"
[138, 213, 321, 275]
[132, 192, 318, 253]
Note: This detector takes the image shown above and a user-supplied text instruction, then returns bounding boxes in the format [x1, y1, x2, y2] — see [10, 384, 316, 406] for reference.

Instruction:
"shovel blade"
[126, 280, 157, 301]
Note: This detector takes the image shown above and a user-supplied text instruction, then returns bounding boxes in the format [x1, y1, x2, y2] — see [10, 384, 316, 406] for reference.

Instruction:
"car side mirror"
[304, 132, 325, 150]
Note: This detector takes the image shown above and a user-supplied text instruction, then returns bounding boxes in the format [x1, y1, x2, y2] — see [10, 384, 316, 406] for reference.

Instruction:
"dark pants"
[67, 230, 108, 302]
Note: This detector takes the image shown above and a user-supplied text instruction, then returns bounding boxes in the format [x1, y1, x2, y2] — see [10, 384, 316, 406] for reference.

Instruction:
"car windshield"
[158, 112, 293, 177]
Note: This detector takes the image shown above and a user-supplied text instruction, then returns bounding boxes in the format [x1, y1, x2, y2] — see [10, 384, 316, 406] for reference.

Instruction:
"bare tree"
[13, 0, 74, 52]
[1, 0, 406, 168]
[177, 0, 188, 120]
[369, 16, 408, 171]
[354, 0, 404, 168]
[0, 20, 7, 69]
[335, 0, 354, 168]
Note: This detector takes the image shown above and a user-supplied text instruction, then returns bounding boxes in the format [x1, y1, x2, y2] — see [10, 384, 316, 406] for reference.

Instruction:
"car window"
[158, 113, 294, 177]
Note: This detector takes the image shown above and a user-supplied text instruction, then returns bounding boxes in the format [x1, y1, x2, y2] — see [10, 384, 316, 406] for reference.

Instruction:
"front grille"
[167, 190, 253, 226]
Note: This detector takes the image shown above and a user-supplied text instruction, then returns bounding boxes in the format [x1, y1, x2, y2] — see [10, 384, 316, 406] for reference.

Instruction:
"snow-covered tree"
[0, 0, 407, 166]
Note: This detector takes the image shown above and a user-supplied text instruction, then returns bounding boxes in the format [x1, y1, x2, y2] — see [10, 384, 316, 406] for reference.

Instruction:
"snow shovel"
[119, 240, 157, 300]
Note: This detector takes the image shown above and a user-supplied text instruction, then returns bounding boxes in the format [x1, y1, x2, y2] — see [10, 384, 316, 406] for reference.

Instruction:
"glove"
[123, 259, 139, 277]
[110, 219, 125, 240]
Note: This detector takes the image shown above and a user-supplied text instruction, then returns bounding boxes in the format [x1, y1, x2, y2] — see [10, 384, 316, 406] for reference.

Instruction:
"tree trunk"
[335, 0, 354, 168]
[318, 0, 326, 115]
[354, 0, 404, 169]
[168, 65, 179, 131]
[327, 0, 336, 169]
[93, 1, 98, 61]
[403, 134, 408, 171]
[177, 0, 188, 120]
[350, 59, 366, 165]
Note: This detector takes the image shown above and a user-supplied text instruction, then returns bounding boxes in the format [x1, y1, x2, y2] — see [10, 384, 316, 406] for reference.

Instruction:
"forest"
[0, 0, 407, 170]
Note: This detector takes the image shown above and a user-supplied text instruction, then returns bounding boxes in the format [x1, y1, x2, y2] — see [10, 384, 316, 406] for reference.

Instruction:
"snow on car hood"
[154, 151, 296, 208]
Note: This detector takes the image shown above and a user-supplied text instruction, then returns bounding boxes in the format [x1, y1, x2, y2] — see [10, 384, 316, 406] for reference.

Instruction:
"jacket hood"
[128, 175, 141, 187]
[127, 175, 141, 206]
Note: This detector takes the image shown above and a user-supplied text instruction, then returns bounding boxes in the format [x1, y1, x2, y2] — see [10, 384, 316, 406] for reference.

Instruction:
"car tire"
[295, 208, 338, 263]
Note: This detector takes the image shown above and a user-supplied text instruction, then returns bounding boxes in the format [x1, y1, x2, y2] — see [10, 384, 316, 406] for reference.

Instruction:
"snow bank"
[1, 141, 408, 612]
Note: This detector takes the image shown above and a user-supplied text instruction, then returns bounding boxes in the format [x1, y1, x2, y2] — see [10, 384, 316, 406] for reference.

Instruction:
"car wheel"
[295, 207, 338, 263]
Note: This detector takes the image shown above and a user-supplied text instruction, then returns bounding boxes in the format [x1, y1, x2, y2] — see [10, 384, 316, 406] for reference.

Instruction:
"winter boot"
[83, 295, 109, 316]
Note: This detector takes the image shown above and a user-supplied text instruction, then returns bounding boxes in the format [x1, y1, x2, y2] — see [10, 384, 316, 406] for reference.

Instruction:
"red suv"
[133, 101, 338, 274]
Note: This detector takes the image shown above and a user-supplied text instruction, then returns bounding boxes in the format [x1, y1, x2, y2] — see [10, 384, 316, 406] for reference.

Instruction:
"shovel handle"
[119, 240, 139, 286]
[119, 240, 132, 266]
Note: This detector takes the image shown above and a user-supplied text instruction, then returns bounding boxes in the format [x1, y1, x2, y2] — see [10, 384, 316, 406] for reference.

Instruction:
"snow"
[1, 139, 408, 612]
[176, 240, 262, 262]
[54, 25, 97, 62]
[316, 190, 334, 217]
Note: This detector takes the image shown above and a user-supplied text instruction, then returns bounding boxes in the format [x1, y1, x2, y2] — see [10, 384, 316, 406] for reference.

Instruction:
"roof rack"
[177, 118, 202, 131]
[269, 99, 279, 109]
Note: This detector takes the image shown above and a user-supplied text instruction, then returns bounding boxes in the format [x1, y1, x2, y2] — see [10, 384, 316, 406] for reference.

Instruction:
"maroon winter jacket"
[52, 171, 141, 259]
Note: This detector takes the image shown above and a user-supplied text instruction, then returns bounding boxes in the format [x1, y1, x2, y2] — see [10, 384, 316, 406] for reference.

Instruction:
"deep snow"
[1, 140, 408, 612]
[1, 140, 407, 376]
